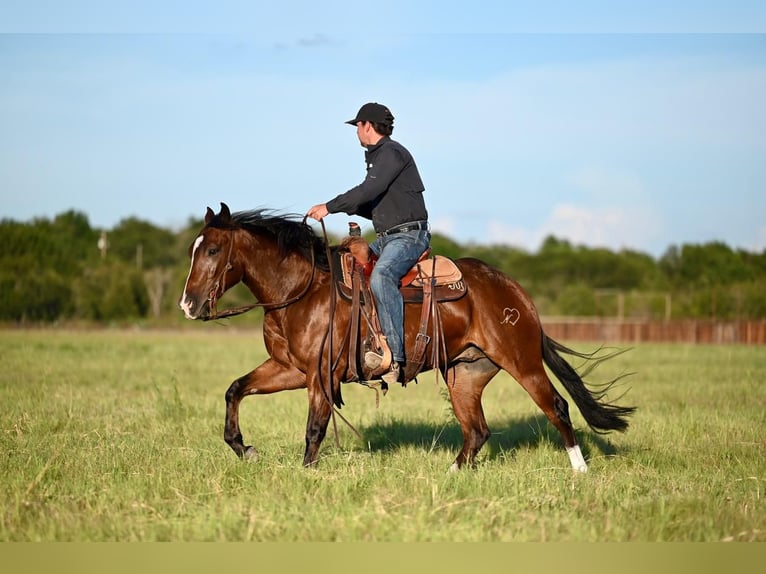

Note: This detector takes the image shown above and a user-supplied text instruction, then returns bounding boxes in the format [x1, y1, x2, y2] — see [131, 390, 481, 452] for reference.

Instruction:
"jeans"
[369, 229, 431, 363]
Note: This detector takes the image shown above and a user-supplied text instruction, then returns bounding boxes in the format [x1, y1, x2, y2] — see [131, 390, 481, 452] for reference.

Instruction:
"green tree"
[0, 211, 97, 321]
[429, 232, 464, 260]
[0, 269, 73, 321]
[674, 242, 752, 286]
[74, 262, 149, 321]
[107, 217, 180, 269]
[553, 282, 599, 316]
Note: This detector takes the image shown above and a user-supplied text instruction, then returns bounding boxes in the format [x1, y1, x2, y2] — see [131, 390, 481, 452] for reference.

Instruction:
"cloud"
[297, 33, 334, 48]
[431, 215, 456, 237]
[544, 204, 630, 247]
[273, 33, 336, 51]
[487, 221, 535, 248]
[752, 226, 766, 252]
[486, 201, 663, 254]
[482, 162, 664, 253]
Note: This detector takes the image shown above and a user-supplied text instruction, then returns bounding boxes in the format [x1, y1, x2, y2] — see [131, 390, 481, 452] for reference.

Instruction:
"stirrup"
[364, 339, 392, 374]
[364, 351, 384, 370]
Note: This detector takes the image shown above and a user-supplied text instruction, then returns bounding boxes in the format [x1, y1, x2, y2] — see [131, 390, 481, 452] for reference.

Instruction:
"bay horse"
[179, 203, 634, 472]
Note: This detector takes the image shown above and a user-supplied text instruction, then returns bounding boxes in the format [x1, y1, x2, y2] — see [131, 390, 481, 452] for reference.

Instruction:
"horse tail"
[541, 332, 636, 433]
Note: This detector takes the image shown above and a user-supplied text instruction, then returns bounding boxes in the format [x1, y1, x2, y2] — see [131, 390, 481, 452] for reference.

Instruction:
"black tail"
[541, 332, 636, 433]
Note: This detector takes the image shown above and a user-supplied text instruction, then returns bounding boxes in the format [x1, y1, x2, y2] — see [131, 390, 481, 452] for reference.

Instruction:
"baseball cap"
[345, 102, 394, 126]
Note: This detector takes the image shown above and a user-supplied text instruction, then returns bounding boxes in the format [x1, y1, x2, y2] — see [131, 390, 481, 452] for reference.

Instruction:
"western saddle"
[337, 233, 467, 389]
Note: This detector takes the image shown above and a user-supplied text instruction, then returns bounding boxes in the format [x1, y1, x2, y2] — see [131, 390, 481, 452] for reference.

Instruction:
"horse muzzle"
[179, 294, 212, 320]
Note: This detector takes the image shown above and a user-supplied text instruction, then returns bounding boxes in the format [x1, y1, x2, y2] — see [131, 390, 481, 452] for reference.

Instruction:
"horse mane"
[208, 208, 331, 271]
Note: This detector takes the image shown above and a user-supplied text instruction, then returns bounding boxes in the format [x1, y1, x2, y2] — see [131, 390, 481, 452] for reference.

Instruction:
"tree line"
[1, 209, 765, 324]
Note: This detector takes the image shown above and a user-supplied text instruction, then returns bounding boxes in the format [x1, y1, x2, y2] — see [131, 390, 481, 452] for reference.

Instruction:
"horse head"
[179, 203, 242, 320]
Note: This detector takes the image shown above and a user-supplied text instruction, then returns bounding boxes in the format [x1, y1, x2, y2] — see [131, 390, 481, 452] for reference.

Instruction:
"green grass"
[0, 329, 763, 541]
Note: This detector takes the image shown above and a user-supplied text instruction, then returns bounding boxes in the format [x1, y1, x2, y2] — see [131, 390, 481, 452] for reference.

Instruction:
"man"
[307, 102, 430, 385]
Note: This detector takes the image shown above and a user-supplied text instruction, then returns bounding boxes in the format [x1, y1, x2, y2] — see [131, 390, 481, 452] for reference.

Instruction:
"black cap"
[345, 102, 394, 126]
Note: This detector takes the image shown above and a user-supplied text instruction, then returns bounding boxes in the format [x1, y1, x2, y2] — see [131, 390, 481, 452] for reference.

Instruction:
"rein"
[202, 223, 318, 322]
[314, 220, 363, 447]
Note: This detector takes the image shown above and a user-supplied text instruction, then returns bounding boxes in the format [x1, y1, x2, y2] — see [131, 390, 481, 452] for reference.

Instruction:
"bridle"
[202, 223, 318, 322]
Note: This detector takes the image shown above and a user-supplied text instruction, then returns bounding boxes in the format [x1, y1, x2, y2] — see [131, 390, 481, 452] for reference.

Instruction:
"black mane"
[209, 208, 331, 270]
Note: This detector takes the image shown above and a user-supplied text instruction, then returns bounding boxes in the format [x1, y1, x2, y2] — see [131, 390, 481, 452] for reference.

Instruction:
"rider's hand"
[306, 204, 329, 221]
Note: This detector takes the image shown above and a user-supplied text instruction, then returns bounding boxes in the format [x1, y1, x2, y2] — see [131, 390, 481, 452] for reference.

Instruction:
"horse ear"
[219, 202, 231, 222]
[205, 207, 215, 224]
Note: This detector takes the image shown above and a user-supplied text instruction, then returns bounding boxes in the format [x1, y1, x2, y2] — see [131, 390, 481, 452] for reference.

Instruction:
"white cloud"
[487, 221, 535, 247]
[483, 161, 664, 253]
[486, 201, 662, 254]
[430, 215, 457, 237]
[544, 204, 628, 247]
[751, 226, 766, 252]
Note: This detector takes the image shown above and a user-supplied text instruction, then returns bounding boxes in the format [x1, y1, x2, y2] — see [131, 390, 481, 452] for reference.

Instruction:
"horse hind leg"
[447, 350, 588, 473]
[511, 366, 588, 473]
[443, 350, 500, 471]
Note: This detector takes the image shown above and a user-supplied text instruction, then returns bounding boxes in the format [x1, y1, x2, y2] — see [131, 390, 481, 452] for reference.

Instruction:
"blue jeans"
[369, 229, 431, 364]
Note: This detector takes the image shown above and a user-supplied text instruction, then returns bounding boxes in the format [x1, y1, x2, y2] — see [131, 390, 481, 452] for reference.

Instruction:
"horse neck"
[237, 231, 321, 304]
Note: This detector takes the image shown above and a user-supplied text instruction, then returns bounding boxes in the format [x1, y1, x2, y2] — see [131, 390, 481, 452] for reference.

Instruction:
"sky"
[1, 2, 765, 258]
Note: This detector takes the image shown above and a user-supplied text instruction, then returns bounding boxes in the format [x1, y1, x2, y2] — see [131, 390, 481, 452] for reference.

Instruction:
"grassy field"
[0, 328, 763, 541]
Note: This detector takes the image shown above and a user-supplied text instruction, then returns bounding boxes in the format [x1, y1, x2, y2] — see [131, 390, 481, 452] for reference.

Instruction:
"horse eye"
[207, 247, 220, 256]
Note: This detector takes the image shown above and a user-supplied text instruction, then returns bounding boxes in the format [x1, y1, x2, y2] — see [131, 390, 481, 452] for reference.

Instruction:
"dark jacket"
[326, 136, 428, 233]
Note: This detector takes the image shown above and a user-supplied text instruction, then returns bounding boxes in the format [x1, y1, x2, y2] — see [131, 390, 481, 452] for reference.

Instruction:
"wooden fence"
[540, 318, 766, 344]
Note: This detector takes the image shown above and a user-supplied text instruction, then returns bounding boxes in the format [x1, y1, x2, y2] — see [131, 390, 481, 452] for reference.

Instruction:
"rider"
[307, 102, 430, 385]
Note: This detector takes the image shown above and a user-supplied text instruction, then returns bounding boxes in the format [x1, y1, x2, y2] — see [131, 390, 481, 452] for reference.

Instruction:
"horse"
[179, 203, 635, 472]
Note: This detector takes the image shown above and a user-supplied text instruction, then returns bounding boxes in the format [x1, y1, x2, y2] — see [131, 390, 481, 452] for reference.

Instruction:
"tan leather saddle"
[337, 242, 467, 304]
[336, 236, 467, 388]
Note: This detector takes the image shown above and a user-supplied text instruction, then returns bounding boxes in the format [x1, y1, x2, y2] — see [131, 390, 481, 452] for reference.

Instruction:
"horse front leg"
[224, 359, 306, 459]
[302, 376, 335, 467]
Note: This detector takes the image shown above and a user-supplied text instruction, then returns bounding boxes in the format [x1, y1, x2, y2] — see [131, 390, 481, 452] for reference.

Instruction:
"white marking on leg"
[448, 462, 460, 473]
[180, 234, 205, 319]
[567, 445, 588, 473]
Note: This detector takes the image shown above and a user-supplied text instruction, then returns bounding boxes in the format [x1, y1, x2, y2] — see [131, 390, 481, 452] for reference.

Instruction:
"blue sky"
[1, 3, 765, 257]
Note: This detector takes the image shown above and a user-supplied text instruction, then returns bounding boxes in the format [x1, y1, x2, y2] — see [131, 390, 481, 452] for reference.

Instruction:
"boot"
[381, 361, 405, 385]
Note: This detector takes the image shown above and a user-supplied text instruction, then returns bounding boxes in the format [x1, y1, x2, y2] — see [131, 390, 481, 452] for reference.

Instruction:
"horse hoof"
[243, 446, 258, 461]
[448, 462, 460, 473]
